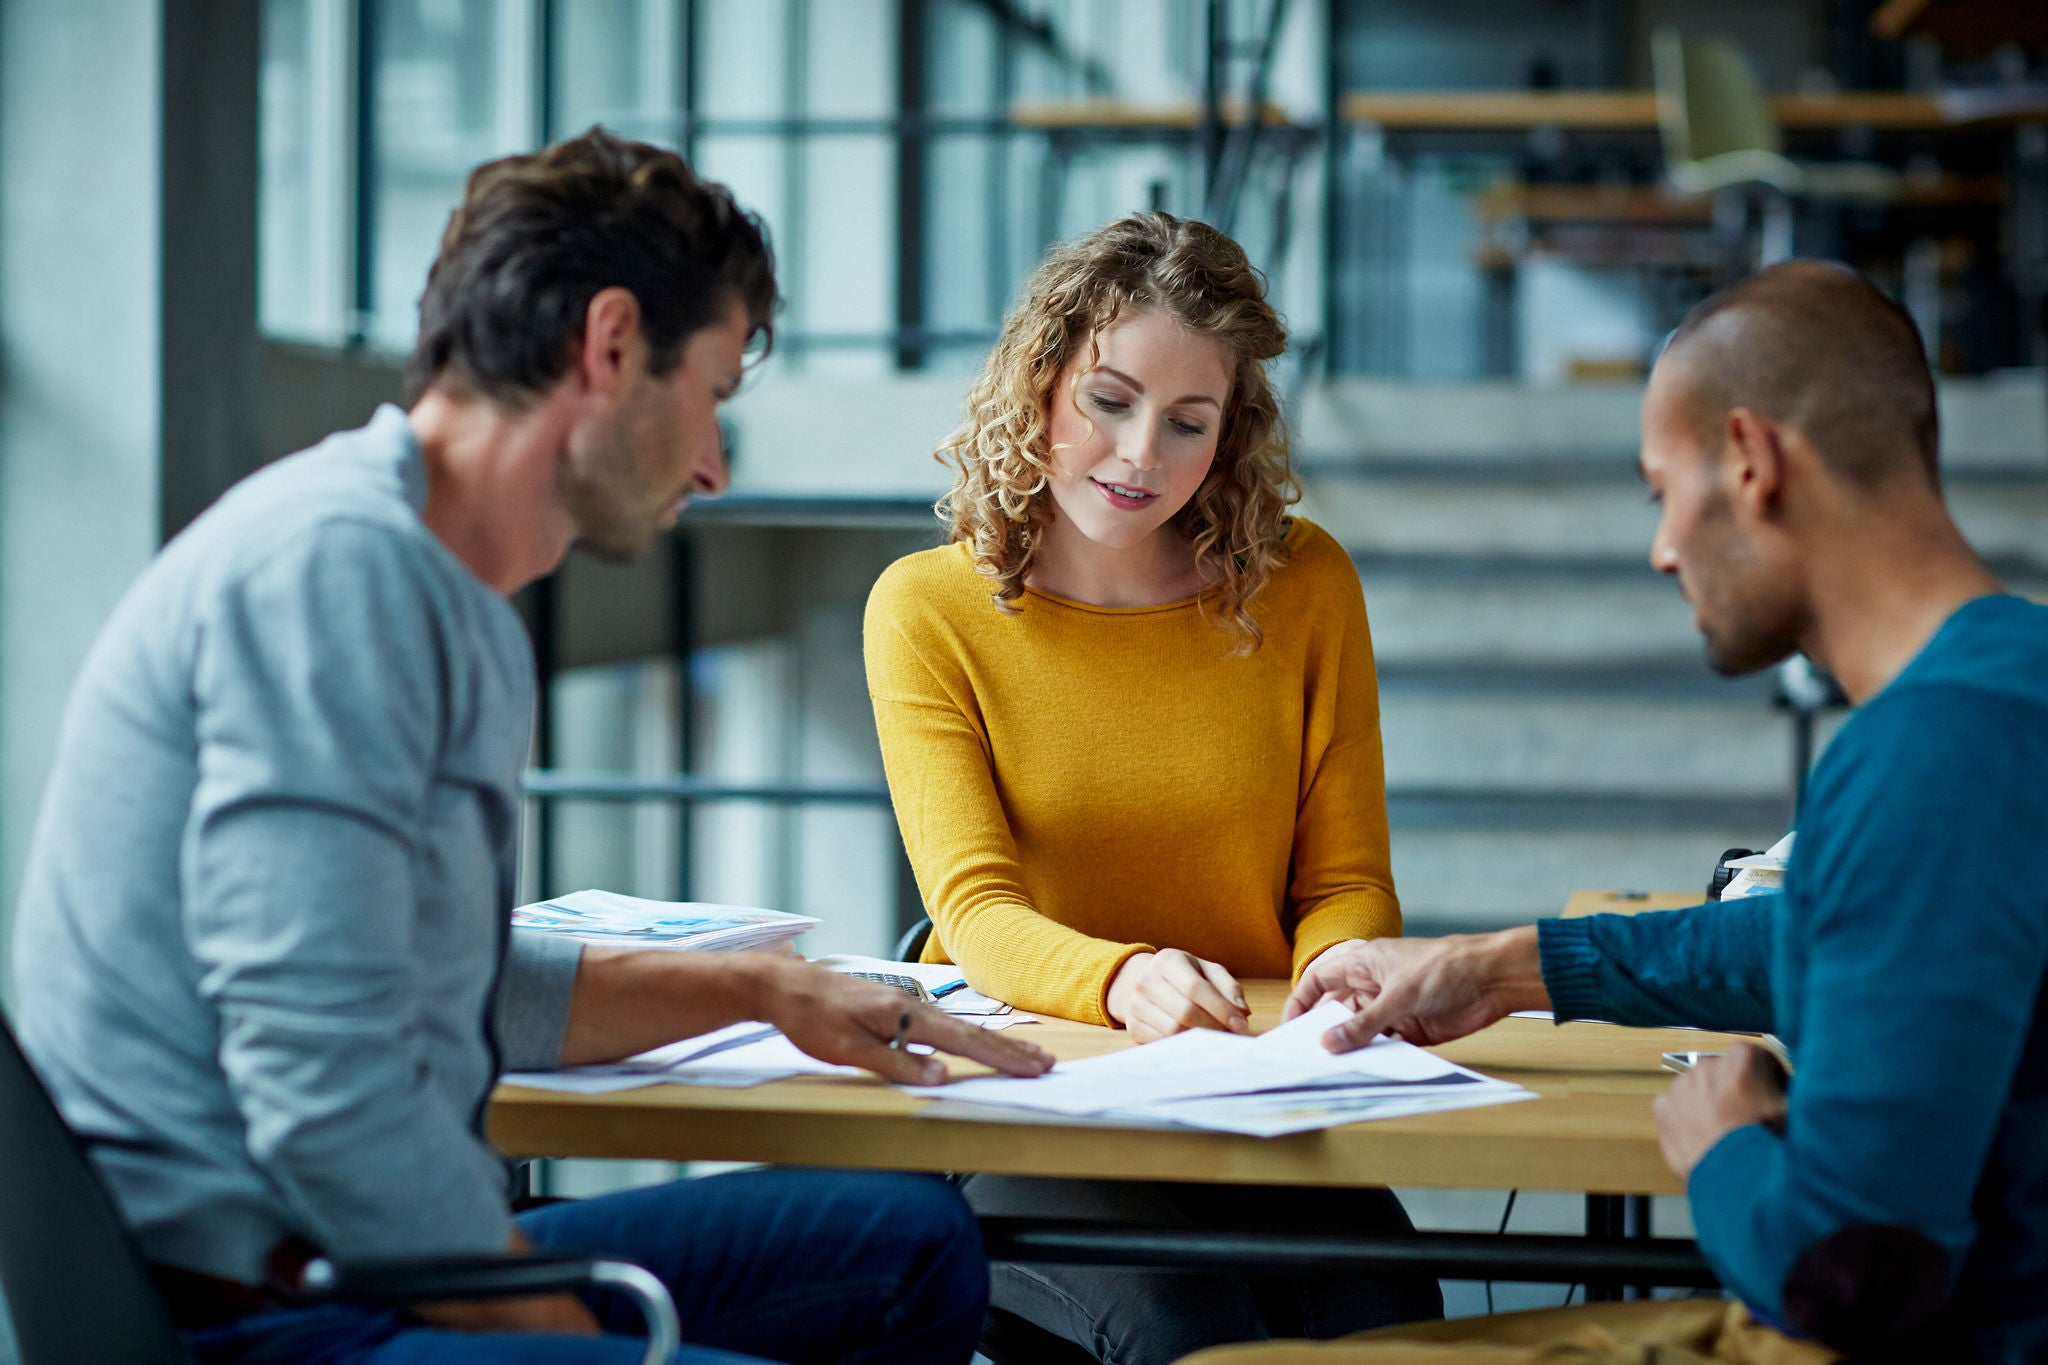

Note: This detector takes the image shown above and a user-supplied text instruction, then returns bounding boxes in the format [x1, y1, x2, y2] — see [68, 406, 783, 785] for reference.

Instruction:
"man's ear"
[576, 287, 644, 397]
[1723, 407, 1785, 516]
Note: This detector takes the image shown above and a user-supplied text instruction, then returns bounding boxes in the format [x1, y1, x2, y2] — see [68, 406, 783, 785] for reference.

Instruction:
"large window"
[365, 0, 537, 350]
[258, 0, 1320, 370]
[259, 0, 352, 339]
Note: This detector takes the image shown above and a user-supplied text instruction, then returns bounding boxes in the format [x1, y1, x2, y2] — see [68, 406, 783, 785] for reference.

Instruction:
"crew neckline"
[964, 518, 1304, 617]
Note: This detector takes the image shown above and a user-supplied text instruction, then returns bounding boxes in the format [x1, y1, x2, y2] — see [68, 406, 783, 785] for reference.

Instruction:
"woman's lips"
[1091, 477, 1158, 511]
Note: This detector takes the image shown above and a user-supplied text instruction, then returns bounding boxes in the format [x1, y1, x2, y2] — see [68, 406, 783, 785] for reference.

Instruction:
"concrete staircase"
[1291, 378, 2048, 932]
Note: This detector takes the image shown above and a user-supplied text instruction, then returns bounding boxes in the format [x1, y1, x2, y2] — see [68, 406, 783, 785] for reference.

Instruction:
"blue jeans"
[184, 1169, 988, 1364]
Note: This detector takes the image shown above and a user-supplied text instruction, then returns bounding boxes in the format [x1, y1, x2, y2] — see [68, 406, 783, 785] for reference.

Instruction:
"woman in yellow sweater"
[864, 212, 1440, 1363]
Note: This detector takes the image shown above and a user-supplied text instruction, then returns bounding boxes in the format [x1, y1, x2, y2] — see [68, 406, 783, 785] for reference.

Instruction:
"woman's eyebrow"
[1093, 365, 1221, 409]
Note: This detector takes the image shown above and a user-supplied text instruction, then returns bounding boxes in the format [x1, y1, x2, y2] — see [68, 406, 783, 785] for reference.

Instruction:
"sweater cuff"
[1291, 896, 1403, 983]
[1535, 916, 1605, 1022]
[495, 930, 584, 1071]
[1094, 942, 1159, 1028]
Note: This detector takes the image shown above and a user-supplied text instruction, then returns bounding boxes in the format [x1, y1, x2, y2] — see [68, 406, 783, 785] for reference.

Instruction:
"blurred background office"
[1, 0, 2044, 1350]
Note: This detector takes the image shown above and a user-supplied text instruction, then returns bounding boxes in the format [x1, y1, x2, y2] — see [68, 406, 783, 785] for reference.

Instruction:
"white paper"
[607, 1025, 858, 1082]
[1136, 1085, 1534, 1137]
[1727, 832, 1795, 870]
[904, 1000, 1531, 1136]
[501, 1010, 1042, 1095]
[499, 1070, 670, 1095]
[903, 1000, 1512, 1118]
[514, 890, 820, 953]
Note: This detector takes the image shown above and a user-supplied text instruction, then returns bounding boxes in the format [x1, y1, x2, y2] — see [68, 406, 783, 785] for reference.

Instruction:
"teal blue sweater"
[1539, 595, 2048, 1361]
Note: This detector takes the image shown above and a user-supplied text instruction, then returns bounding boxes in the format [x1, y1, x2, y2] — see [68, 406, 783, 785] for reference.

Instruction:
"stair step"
[1306, 475, 2048, 563]
[1380, 695, 1832, 796]
[1358, 572, 1694, 664]
[1377, 659, 1774, 700]
[1386, 788, 1791, 833]
[1390, 824, 1788, 932]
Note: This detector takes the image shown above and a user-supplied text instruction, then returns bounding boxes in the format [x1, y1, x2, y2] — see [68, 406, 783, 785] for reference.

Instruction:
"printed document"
[906, 999, 1530, 1136]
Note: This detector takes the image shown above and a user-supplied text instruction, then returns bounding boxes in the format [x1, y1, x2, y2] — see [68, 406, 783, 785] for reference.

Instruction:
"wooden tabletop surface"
[492, 892, 1737, 1196]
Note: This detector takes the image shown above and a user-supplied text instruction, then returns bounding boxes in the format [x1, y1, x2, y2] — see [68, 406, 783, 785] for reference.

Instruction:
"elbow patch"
[1780, 1223, 1952, 1356]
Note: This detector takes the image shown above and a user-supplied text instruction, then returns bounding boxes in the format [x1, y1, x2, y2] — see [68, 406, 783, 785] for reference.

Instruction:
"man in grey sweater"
[10, 129, 1047, 1363]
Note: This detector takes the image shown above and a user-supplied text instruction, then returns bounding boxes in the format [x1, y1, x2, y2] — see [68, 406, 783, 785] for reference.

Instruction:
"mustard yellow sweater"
[863, 518, 1400, 1025]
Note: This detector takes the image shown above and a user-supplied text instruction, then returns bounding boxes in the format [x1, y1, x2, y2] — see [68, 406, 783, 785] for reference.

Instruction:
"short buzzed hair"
[406, 127, 778, 406]
[1663, 262, 1938, 487]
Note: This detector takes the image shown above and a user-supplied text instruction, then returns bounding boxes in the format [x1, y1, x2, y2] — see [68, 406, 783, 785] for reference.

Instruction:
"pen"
[888, 1010, 912, 1051]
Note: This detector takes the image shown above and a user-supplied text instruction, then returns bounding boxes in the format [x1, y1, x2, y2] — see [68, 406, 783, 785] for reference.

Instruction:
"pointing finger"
[908, 1008, 1052, 1078]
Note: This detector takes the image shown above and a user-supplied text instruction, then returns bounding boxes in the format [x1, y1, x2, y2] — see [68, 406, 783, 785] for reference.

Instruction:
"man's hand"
[1105, 949, 1249, 1043]
[1653, 1040, 1789, 1180]
[1285, 929, 1550, 1054]
[410, 1229, 600, 1336]
[761, 958, 1053, 1085]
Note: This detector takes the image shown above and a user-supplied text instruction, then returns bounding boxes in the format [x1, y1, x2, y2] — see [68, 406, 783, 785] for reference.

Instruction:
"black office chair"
[894, 915, 934, 965]
[0, 1012, 679, 1365]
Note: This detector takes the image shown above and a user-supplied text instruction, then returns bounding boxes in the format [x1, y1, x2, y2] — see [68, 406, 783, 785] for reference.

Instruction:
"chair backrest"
[0, 1013, 190, 1363]
[1652, 28, 1783, 166]
[894, 915, 934, 964]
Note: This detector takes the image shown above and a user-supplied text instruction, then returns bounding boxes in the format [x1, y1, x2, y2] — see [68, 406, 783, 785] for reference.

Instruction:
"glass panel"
[260, 0, 355, 340]
[365, 0, 528, 350]
[551, 0, 685, 143]
[259, 0, 317, 336]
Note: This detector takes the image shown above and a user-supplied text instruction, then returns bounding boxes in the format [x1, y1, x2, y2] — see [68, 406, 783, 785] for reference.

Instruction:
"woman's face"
[1041, 309, 1232, 555]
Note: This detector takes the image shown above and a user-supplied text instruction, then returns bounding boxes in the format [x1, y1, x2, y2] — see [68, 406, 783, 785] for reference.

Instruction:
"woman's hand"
[1105, 949, 1249, 1043]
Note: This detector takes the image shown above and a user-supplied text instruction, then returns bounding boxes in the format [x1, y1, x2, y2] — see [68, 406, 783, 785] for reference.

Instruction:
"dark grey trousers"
[963, 1174, 1444, 1365]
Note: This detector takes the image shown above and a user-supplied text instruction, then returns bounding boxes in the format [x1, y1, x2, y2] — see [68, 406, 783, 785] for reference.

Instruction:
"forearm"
[1537, 900, 1777, 1031]
[559, 948, 793, 1066]
[939, 897, 1152, 1025]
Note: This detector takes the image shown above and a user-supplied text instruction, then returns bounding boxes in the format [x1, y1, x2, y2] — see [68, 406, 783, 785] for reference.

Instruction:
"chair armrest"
[299, 1253, 678, 1365]
[299, 1251, 601, 1303]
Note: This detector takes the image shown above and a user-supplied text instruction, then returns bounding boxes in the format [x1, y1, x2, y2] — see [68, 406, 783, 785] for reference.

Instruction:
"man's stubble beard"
[1690, 497, 1802, 679]
[559, 428, 661, 566]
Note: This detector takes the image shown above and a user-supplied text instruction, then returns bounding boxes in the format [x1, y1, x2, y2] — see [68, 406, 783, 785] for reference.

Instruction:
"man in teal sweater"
[1255, 263, 2048, 1363]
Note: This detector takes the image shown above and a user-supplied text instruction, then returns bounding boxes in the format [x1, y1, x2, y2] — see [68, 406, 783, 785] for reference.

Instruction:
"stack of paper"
[513, 889, 820, 953]
[505, 1022, 863, 1094]
[1722, 832, 1795, 901]
[907, 1000, 1532, 1137]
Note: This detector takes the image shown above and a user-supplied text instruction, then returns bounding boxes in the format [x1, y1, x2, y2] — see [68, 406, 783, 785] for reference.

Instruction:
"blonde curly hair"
[936, 212, 1297, 652]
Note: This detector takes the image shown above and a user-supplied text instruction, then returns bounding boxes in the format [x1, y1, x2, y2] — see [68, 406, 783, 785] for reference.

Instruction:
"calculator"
[845, 971, 934, 1003]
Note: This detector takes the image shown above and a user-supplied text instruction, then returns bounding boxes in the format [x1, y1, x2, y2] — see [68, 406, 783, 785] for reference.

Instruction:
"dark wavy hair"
[405, 126, 778, 405]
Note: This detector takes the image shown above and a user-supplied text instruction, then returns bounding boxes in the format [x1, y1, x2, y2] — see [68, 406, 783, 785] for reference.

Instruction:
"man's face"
[1640, 360, 1802, 677]
[560, 300, 748, 563]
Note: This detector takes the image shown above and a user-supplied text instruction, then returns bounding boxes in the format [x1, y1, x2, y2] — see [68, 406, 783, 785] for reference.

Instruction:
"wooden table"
[492, 891, 1735, 1288]
[494, 977, 1730, 1199]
